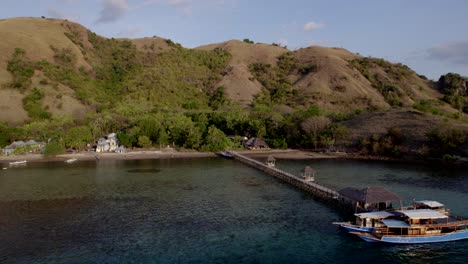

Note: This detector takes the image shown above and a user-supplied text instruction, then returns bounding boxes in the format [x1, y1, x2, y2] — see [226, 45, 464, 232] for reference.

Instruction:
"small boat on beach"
[9, 160, 27, 166]
[65, 158, 78, 163]
[216, 151, 234, 159]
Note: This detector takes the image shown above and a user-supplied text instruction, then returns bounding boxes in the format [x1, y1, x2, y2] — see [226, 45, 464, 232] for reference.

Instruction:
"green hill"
[0, 17, 467, 158]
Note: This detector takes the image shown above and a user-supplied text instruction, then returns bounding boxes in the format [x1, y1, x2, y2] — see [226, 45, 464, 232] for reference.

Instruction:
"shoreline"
[1, 149, 466, 166]
[0, 149, 339, 164]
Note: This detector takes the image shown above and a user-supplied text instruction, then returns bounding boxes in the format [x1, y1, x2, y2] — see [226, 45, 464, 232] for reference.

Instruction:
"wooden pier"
[226, 151, 354, 215]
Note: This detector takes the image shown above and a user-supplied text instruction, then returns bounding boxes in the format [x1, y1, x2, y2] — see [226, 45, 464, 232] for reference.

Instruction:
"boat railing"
[427, 220, 468, 228]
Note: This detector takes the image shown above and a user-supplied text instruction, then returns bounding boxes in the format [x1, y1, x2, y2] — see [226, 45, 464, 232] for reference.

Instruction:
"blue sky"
[2, 0, 468, 80]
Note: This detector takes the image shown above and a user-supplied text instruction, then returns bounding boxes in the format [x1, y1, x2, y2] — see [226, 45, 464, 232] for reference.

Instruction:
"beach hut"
[244, 137, 269, 150]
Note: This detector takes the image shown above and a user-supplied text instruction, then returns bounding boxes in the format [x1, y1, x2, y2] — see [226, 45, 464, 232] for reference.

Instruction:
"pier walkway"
[226, 151, 349, 210]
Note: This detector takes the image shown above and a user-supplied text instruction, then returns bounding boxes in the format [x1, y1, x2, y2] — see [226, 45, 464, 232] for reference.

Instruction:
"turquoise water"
[0, 158, 466, 263]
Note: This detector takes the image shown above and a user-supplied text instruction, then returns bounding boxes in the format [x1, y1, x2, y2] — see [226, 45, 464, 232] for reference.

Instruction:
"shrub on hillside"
[359, 127, 405, 157]
[427, 126, 465, 157]
[6, 48, 35, 91]
[23, 87, 51, 120]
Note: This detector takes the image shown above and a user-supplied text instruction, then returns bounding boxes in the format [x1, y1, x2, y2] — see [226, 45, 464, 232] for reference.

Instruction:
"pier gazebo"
[266, 155, 276, 167]
[339, 186, 402, 212]
[301, 166, 316, 182]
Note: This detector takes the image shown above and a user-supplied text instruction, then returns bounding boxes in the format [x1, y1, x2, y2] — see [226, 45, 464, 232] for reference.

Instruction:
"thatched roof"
[244, 137, 269, 148]
[339, 186, 402, 204]
[267, 155, 275, 162]
[301, 166, 316, 175]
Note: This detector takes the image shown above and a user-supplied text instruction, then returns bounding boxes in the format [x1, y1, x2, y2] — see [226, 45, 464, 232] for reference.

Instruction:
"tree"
[43, 140, 65, 157]
[64, 126, 93, 150]
[138, 135, 152, 148]
[203, 125, 233, 151]
[117, 132, 136, 148]
[300, 116, 331, 148]
[209, 86, 229, 110]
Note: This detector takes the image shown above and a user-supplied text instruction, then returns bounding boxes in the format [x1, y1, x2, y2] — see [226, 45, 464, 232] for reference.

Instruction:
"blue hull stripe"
[342, 226, 373, 233]
[358, 230, 468, 244]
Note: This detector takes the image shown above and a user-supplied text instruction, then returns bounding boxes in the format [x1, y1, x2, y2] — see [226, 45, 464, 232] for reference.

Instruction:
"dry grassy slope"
[197, 40, 288, 104]
[291, 46, 388, 111]
[0, 17, 91, 85]
[290, 46, 444, 112]
[31, 71, 89, 118]
[197, 42, 442, 111]
[365, 61, 441, 106]
[0, 17, 94, 124]
[128, 37, 173, 54]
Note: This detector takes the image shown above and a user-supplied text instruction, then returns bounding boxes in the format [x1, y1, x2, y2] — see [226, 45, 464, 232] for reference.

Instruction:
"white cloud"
[95, 0, 129, 24]
[427, 40, 468, 66]
[303, 21, 324, 32]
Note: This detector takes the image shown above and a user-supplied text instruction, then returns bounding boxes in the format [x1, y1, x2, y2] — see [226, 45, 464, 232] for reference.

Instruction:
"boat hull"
[354, 230, 468, 244]
[341, 225, 374, 233]
[216, 151, 234, 159]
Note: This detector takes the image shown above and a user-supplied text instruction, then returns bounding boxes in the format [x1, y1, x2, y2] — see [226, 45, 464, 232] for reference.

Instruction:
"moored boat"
[216, 151, 234, 159]
[9, 160, 27, 166]
[348, 209, 468, 244]
[65, 158, 78, 163]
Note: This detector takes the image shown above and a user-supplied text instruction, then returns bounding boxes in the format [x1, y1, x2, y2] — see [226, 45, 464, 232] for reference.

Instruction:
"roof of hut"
[244, 137, 269, 148]
[267, 155, 276, 161]
[338, 186, 402, 204]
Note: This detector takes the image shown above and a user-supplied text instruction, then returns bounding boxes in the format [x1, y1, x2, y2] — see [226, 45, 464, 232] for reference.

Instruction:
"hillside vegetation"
[0, 17, 467, 159]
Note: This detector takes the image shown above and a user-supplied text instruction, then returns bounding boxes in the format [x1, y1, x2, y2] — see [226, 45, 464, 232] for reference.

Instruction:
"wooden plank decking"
[226, 151, 353, 213]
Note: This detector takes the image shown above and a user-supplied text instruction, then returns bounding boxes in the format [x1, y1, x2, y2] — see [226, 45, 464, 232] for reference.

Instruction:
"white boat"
[9, 160, 27, 166]
[348, 209, 468, 244]
[65, 158, 78, 163]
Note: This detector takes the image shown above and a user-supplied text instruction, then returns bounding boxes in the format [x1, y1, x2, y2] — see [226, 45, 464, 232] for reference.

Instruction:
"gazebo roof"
[339, 186, 402, 204]
[301, 166, 316, 174]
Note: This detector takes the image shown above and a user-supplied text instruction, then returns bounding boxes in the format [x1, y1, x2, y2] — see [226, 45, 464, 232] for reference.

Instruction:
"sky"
[1, 0, 468, 80]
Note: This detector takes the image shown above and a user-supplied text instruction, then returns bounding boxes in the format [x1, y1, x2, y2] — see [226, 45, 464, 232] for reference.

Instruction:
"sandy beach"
[0, 149, 341, 164]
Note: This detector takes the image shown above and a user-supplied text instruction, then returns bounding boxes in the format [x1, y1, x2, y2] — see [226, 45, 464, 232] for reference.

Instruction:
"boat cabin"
[377, 209, 449, 236]
[414, 200, 446, 213]
[354, 211, 394, 229]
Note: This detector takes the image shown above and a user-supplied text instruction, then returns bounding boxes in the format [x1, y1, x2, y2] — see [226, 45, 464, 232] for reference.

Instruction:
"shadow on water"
[127, 169, 161, 173]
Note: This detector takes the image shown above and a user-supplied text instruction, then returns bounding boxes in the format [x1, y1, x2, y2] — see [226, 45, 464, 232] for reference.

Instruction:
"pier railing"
[227, 151, 345, 207]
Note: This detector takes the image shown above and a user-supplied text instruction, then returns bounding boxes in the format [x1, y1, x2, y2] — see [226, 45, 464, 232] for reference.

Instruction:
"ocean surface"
[0, 157, 467, 263]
